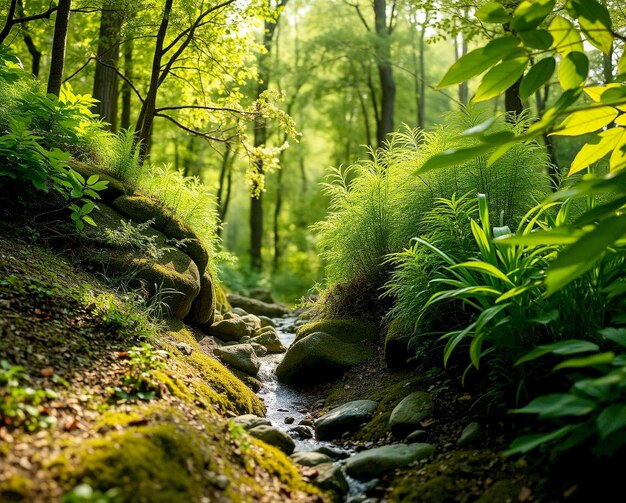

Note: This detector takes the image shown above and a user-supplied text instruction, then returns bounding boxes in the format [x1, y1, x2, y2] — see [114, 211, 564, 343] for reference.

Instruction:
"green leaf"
[477, 2, 510, 23]
[520, 57, 555, 102]
[550, 16, 583, 55]
[554, 352, 615, 370]
[515, 339, 599, 366]
[569, 128, 624, 174]
[86, 174, 99, 185]
[619, 52, 626, 78]
[475, 57, 529, 103]
[552, 106, 617, 137]
[567, 0, 613, 54]
[513, 394, 596, 418]
[499, 228, 581, 246]
[546, 216, 626, 294]
[453, 261, 514, 285]
[420, 144, 494, 173]
[506, 425, 575, 455]
[519, 29, 554, 50]
[597, 405, 626, 440]
[599, 328, 626, 348]
[558, 51, 589, 90]
[511, 0, 556, 32]
[438, 37, 520, 88]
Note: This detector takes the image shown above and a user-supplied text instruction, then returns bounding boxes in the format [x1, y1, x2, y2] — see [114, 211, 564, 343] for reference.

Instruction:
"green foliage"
[63, 484, 121, 503]
[0, 360, 57, 431]
[114, 343, 168, 402]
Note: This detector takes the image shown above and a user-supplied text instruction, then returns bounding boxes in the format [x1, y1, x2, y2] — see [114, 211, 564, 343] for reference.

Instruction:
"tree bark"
[17, 0, 41, 77]
[47, 0, 72, 97]
[93, 1, 123, 131]
[373, 0, 395, 147]
[120, 38, 133, 130]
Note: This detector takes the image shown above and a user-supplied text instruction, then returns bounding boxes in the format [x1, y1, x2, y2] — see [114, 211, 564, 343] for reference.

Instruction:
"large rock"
[231, 414, 271, 430]
[69, 160, 128, 203]
[389, 391, 434, 438]
[276, 332, 373, 386]
[258, 315, 275, 328]
[214, 344, 260, 376]
[185, 270, 215, 326]
[345, 443, 435, 480]
[251, 331, 286, 354]
[290, 451, 332, 467]
[310, 463, 349, 499]
[248, 287, 275, 304]
[240, 314, 262, 331]
[248, 425, 295, 455]
[294, 319, 379, 345]
[384, 318, 411, 369]
[208, 318, 251, 342]
[315, 400, 378, 441]
[228, 293, 288, 317]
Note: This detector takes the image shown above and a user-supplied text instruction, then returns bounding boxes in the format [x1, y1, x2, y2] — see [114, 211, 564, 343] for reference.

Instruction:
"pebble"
[213, 475, 230, 490]
[284, 416, 295, 424]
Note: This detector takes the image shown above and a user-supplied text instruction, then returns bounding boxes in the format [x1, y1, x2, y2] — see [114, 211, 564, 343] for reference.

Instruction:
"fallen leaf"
[117, 351, 129, 359]
[40, 367, 54, 377]
[420, 418, 436, 427]
[458, 393, 472, 401]
[519, 486, 532, 502]
[64, 417, 78, 431]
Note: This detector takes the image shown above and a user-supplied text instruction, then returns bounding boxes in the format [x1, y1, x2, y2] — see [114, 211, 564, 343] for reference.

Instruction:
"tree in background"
[47, 0, 71, 97]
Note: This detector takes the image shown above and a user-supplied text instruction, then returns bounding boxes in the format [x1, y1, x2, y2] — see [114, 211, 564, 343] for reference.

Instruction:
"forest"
[1, 0, 626, 501]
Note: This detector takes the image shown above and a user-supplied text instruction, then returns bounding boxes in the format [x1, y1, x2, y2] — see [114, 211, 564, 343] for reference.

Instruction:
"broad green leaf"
[461, 118, 496, 137]
[506, 425, 574, 455]
[569, 128, 624, 174]
[513, 394, 596, 418]
[609, 132, 626, 172]
[477, 2, 510, 23]
[519, 29, 553, 50]
[554, 352, 615, 370]
[550, 16, 583, 55]
[516, 339, 599, 365]
[546, 216, 626, 294]
[453, 261, 514, 285]
[619, 51, 626, 78]
[597, 405, 626, 440]
[511, 0, 555, 32]
[86, 174, 99, 185]
[600, 328, 626, 348]
[520, 57, 555, 102]
[499, 228, 581, 246]
[558, 51, 589, 90]
[438, 37, 520, 87]
[420, 145, 494, 173]
[567, 0, 612, 54]
[475, 57, 529, 103]
[552, 106, 617, 136]
[584, 84, 623, 103]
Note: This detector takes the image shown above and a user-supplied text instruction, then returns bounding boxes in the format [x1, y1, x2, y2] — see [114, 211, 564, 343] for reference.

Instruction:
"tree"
[47, 0, 72, 97]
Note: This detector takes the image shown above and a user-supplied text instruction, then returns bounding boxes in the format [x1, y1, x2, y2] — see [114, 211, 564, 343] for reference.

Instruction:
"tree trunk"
[0, 0, 18, 45]
[417, 14, 427, 127]
[93, 1, 123, 131]
[17, 0, 41, 77]
[273, 165, 283, 272]
[121, 37, 133, 130]
[505, 77, 524, 117]
[373, 0, 395, 147]
[47, 0, 72, 97]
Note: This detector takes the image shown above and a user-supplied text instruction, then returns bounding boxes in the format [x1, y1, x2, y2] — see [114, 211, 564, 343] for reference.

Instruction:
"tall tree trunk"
[273, 163, 283, 272]
[93, 1, 123, 131]
[17, 0, 41, 77]
[454, 25, 468, 105]
[417, 13, 427, 127]
[47, 0, 72, 97]
[0, 0, 18, 44]
[120, 38, 133, 130]
[373, 0, 395, 147]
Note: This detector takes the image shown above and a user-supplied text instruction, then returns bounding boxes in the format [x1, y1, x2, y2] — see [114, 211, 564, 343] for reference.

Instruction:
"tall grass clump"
[315, 107, 551, 316]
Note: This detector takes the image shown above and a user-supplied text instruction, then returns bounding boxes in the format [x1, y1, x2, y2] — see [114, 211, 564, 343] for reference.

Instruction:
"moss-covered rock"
[384, 318, 411, 369]
[214, 284, 232, 314]
[294, 319, 379, 345]
[228, 293, 289, 317]
[69, 160, 128, 203]
[390, 475, 457, 502]
[276, 332, 373, 386]
[214, 344, 260, 376]
[0, 475, 33, 502]
[185, 270, 215, 326]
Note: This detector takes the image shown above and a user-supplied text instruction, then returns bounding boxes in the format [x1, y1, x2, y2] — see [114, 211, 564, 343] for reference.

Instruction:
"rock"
[251, 331, 286, 354]
[240, 336, 251, 343]
[276, 332, 373, 386]
[299, 418, 314, 428]
[223, 311, 238, 320]
[389, 391, 434, 438]
[345, 443, 435, 480]
[175, 342, 193, 356]
[185, 270, 215, 326]
[231, 370, 262, 392]
[311, 463, 349, 499]
[288, 426, 313, 439]
[228, 293, 289, 318]
[248, 425, 296, 455]
[258, 315, 275, 328]
[313, 445, 350, 460]
[457, 422, 482, 447]
[405, 430, 428, 443]
[249, 287, 275, 304]
[231, 307, 248, 317]
[255, 325, 278, 337]
[208, 318, 251, 342]
[70, 161, 127, 203]
[251, 342, 267, 357]
[384, 318, 411, 369]
[315, 400, 378, 441]
[294, 319, 379, 345]
[284, 416, 295, 425]
[290, 451, 332, 467]
[241, 314, 262, 331]
[213, 474, 229, 490]
[231, 414, 271, 430]
[214, 344, 260, 376]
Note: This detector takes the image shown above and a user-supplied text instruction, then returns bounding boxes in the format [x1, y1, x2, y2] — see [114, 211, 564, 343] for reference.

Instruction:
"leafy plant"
[0, 360, 57, 431]
[63, 484, 120, 503]
[114, 343, 168, 402]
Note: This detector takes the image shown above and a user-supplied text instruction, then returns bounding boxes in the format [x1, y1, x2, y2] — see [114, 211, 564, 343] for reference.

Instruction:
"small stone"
[258, 315, 275, 328]
[240, 336, 251, 343]
[231, 307, 248, 316]
[313, 445, 350, 460]
[231, 414, 271, 430]
[389, 391, 434, 438]
[284, 416, 295, 424]
[248, 425, 296, 454]
[405, 430, 428, 443]
[213, 474, 230, 490]
[289, 425, 313, 439]
[315, 400, 378, 440]
[175, 342, 193, 356]
[457, 422, 482, 447]
[290, 451, 332, 467]
[299, 418, 314, 427]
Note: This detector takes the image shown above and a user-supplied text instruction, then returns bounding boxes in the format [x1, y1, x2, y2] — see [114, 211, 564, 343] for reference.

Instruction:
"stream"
[256, 315, 372, 501]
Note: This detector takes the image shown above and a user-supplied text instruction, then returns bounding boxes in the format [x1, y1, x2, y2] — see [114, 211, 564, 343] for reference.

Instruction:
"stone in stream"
[345, 443, 435, 480]
[231, 414, 271, 430]
[457, 421, 482, 447]
[231, 307, 249, 316]
[258, 315, 275, 328]
[405, 430, 428, 443]
[299, 418, 314, 427]
[276, 332, 373, 386]
[312, 445, 350, 460]
[251, 331, 286, 354]
[208, 318, 251, 342]
[251, 342, 267, 357]
[389, 391, 434, 438]
[315, 400, 378, 441]
[310, 463, 349, 499]
[240, 314, 262, 331]
[289, 426, 314, 439]
[284, 416, 295, 424]
[228, 293, 289, 318]
[213, 344, 260, 376]
[290, 451, 333, 467]
[248, 425, 296, 455]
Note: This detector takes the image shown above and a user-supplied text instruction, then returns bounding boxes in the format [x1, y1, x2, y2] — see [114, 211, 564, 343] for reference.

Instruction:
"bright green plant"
[63, 484, 121, 503]
[0, 360, 57, 431]
[509, 330, 626, 456]
[114, 343, 168, 402]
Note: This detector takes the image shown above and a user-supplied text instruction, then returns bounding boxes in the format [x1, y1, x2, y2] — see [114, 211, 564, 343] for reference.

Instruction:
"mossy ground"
[0, 231, 318, 502]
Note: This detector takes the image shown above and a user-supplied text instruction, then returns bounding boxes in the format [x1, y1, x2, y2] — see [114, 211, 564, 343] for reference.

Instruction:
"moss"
[478, 480, 521, 503]
[294, 319, 379, 345]
[214, 283, 231, 314]
[0, 475, 33, 501]
[95, 409, 149, 432]
[390, 475, 456, 502]
[384, 318, 411, 369]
